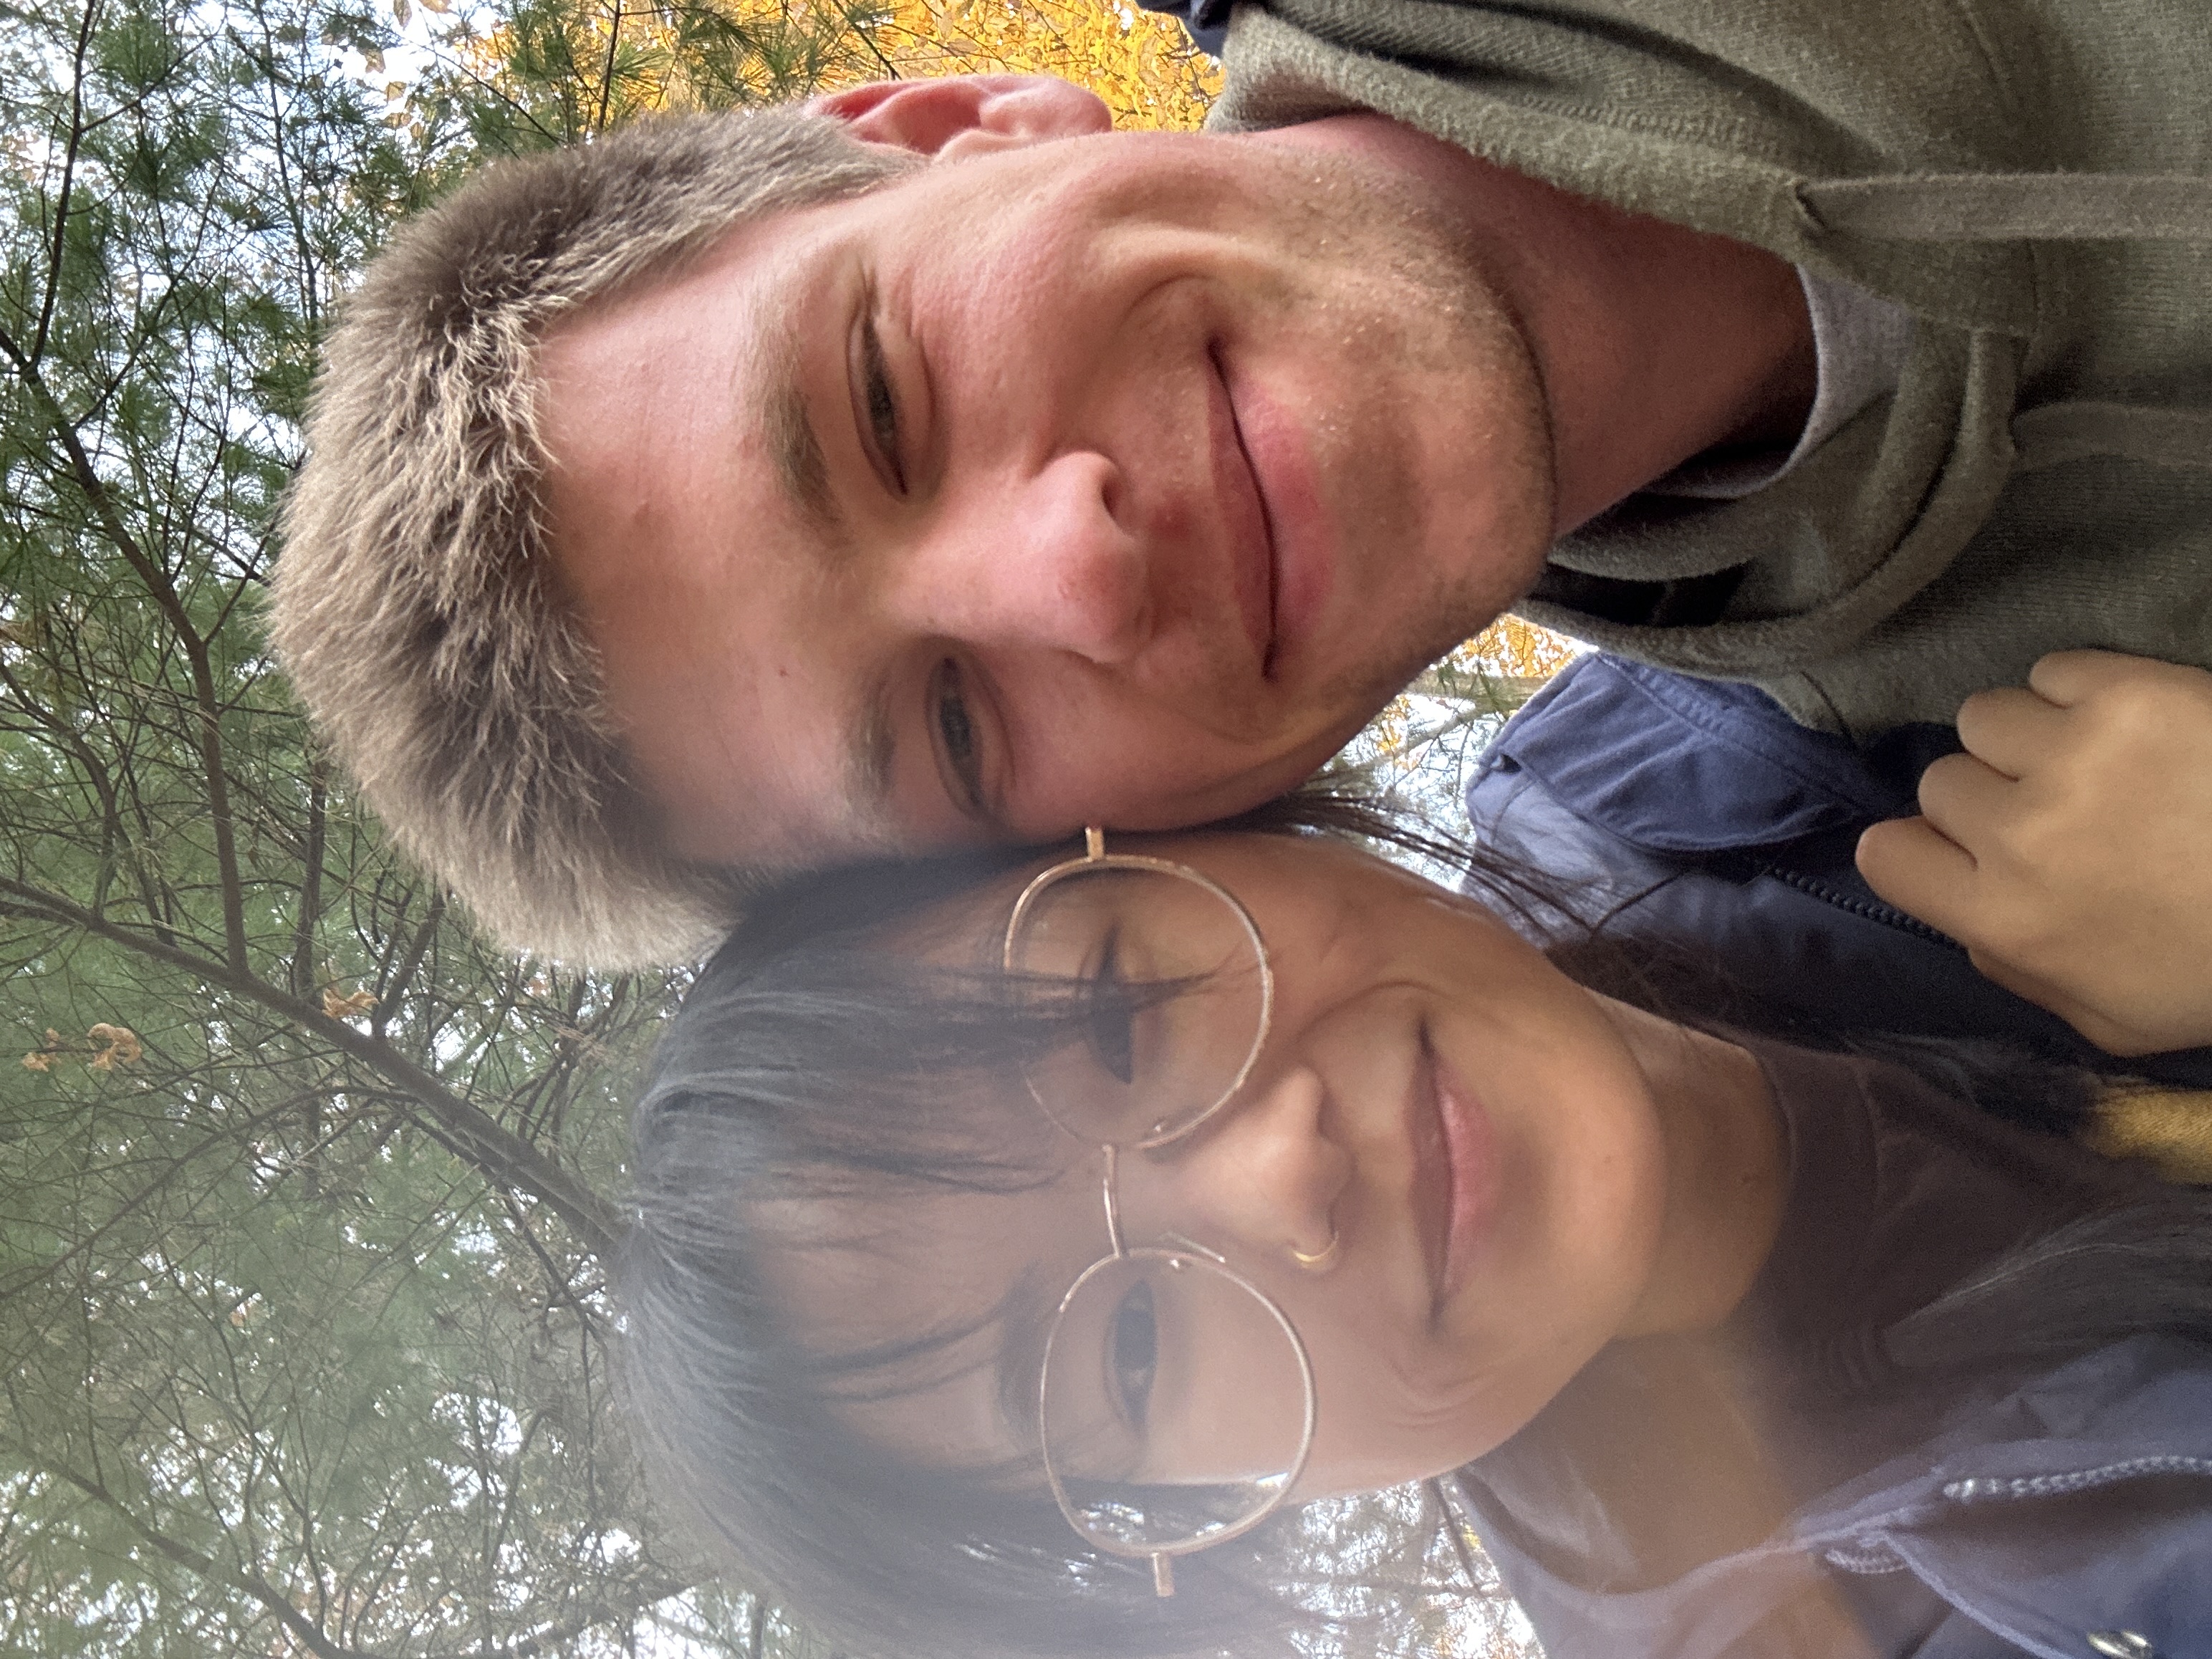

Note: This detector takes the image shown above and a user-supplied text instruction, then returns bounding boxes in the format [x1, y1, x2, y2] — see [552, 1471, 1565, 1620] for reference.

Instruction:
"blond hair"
[274, 110, 915, 966]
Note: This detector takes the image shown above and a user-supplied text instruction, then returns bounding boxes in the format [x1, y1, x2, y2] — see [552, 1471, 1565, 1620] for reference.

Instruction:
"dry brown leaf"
[88, 1023, 142, 1066]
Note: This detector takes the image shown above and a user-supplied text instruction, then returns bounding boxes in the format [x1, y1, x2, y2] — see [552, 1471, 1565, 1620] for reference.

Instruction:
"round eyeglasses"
[1002, 828, 1317, 1597]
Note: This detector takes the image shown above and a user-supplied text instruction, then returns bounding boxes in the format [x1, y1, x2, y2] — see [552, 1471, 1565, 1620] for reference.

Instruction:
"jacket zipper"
[1757, 862, 1966, 952]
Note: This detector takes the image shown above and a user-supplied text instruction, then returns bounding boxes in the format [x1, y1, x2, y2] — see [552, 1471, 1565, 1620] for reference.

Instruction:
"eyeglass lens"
[1004, 862, 1267, 1146]
[1011, 862, 1308, 1559]
[1039, 1247, 1310, 1554]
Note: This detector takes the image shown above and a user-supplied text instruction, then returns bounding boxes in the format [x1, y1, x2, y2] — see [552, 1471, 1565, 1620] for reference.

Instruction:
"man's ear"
[811, 74, 1112, 160]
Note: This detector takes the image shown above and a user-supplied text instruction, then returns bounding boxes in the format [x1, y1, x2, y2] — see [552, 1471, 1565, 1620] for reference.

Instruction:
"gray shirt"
[1213, 0, 2212, 739]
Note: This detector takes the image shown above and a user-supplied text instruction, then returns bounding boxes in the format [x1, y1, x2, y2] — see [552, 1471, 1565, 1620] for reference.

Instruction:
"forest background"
[0, 1, 1564, 1653]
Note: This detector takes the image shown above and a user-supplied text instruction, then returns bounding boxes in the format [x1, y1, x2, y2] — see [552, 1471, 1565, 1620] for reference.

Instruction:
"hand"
[1856, 650, 2212, 1057]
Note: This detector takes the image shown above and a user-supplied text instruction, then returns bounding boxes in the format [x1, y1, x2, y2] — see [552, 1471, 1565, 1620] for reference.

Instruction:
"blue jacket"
[1461, 654, 2212, 1090]
[1461, 1335, 2212, 1658]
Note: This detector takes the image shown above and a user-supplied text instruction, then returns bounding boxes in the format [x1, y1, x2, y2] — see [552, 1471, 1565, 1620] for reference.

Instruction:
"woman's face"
[759, 832, 1670, 1499]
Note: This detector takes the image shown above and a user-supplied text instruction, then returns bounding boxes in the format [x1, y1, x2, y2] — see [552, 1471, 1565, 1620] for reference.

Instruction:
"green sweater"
[1211, 0, 2212, 736]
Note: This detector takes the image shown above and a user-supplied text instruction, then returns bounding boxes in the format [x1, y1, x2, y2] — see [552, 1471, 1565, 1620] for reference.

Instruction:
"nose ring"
[1289, 1224, 1340, 1272]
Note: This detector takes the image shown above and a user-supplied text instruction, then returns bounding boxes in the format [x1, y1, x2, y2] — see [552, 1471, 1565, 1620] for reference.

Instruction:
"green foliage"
[0, 0, 877, 1650]
[0, 0, 1532, 1650]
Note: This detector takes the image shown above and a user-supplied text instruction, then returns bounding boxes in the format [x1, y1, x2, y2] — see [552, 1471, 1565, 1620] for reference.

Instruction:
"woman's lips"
[1408, 1032, 1455, 1316]
[1433, 1052, 1499, 1304]
[1410, 1028, 1501, 1317]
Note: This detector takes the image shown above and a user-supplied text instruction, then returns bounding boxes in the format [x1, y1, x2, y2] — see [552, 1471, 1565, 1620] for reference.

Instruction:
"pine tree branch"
[440, 1576, 697, 1659]
[1403, 668, 1551, 711]
[0, 320, 252, 971]
[29, 0, 102, 365]
[0, 876, 625, 1257]
[7, 1441, 384, 1659]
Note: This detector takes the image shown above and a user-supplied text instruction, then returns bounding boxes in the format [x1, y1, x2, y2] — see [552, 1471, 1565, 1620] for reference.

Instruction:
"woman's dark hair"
[620, 837, 1304, 1659]
[617, 791, 2212, 1659]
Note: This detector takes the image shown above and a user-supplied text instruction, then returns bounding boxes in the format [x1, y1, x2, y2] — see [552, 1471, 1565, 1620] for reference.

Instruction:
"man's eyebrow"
[756, 324, 838, 538]
[749, 279, 903, 846]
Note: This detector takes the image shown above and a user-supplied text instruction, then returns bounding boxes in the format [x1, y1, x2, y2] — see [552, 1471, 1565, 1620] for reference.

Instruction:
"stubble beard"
[1269, 149, 1557, 747]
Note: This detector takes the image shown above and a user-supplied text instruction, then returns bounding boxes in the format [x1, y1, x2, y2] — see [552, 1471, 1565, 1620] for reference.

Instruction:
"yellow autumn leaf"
[22, 1052, 51, 1072]
[1468, 615, 1579, 680]
[869, 0, 1218, 131]
[485, 0, 1218, 129]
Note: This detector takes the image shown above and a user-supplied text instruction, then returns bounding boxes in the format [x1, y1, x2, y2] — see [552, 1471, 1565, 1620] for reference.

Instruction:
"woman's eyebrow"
[994, 1261, 1061, 1450]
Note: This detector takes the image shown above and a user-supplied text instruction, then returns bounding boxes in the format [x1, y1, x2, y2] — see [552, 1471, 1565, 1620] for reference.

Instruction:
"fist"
[1856, 650, 2212, 1057]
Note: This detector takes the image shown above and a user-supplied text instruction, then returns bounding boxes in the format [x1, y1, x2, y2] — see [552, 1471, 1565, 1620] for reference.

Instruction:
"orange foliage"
[1458, 612, 1579, 681]
[870, 1, 1218, 129]
[1356, 615, 1578, 769]
[465, 0, 1216, 132]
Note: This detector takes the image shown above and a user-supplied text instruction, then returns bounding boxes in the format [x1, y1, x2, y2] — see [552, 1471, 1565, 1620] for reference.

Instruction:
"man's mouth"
[1212, 347, 1333, 685]
[1207, 343, 1279, 673]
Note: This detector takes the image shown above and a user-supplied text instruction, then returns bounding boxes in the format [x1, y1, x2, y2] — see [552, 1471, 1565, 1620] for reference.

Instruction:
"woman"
[620, 809, 2212, 1659]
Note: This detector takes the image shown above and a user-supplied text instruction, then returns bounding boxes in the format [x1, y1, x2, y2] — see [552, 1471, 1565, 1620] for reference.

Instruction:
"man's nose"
[1130, 1066, 1352, 1271]
[905, 450, 1150, 665]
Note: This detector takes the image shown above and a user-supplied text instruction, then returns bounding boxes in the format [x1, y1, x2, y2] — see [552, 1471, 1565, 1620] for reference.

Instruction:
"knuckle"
[2082, 675, 2185, 740]
[1916, 760, 1992, 827]
[1955, 687, 2001, 725]
[1916, 754, 1972, 804]
[1853, 827, 1907, 886]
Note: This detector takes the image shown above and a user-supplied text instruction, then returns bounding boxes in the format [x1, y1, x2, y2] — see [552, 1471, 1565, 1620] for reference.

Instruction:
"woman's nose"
[898, 450, 1151, 666]
[1131, 1064, 1353, 1271]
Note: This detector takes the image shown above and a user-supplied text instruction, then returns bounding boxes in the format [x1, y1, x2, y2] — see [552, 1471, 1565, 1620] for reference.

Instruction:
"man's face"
[538, 98, 1554, 868]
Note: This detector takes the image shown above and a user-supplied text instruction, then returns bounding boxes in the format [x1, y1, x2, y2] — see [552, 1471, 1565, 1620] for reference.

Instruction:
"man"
[273, 0, 2211, 968]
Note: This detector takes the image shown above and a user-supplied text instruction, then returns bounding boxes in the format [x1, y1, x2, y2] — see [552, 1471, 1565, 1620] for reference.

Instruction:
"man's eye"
[930, 658, 985, 815]
[862, 314, 904, 494]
